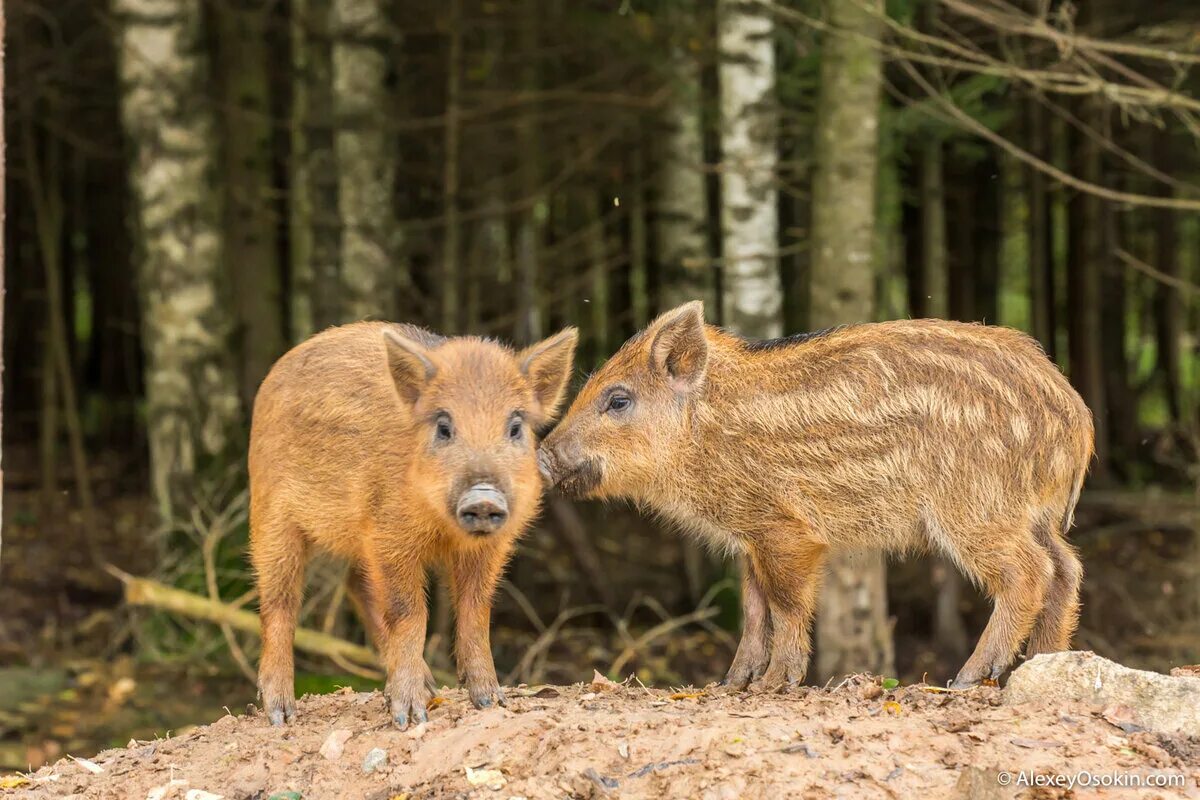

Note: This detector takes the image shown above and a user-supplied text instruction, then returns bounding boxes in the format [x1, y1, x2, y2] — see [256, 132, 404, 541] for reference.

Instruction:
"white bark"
[114, 0, 241, 521]
[333, 0, 397, 321]
[718, 0, 781, 338]
[656, 21, 711, 310]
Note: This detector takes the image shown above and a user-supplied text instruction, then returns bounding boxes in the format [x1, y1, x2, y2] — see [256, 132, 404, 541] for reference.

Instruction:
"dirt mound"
[8, 676, 1199, 799]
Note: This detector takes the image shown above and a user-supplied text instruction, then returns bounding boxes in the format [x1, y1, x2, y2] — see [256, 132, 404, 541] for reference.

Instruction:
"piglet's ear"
[519, 327, 579, 423]
[383, 328, 437, 404]
[649, 301, 708, 394]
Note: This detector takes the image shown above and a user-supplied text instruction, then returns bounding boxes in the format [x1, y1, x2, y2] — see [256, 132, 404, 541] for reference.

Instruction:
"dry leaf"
[883, 701, 902, 715]
[70, 755, 104, 774]
[0, 776, 30, 790]
[428, 697, 445, 709]
[668, 691, 705, 701]
[589, 670, 617, 692]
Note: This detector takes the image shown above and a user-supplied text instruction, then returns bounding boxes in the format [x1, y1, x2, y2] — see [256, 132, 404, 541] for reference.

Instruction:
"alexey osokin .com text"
[996, 769, 1188, 790]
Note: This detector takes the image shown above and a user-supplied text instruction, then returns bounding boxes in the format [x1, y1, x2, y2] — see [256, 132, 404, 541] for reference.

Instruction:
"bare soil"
[7, 675, 1200, 799]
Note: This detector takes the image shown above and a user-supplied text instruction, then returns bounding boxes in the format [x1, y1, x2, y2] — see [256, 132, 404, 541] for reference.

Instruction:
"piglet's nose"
[457, 484, 509, 535]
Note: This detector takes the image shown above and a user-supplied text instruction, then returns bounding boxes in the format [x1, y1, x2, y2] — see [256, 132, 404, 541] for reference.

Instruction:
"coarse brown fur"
[539, 302, 1092, 690]
[250, 321, 577, 727]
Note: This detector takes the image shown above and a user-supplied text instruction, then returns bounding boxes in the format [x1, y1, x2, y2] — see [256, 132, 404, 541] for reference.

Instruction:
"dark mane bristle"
[739, 326, 844, 352]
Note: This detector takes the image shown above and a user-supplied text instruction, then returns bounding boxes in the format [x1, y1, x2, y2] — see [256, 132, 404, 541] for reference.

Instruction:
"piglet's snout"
[536, 448, 556, 483]
[456, 484, 509, 534]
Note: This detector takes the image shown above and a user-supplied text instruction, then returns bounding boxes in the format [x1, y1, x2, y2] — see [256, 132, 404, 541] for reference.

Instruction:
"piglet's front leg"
[722, 557, 771, 690]
[370, 556, 437, 728]
[451, 546, 511, 709]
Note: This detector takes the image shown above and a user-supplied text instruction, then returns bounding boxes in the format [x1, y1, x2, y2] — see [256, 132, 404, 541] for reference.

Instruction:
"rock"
[1004, 651, 1200, 736]
[318, 729, 352, 761]
[361, 748, 388, 774]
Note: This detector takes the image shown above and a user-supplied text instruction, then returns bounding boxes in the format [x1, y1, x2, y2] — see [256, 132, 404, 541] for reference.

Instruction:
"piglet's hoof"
[259, 683, 296, 726]
[468, 681, 508, 709]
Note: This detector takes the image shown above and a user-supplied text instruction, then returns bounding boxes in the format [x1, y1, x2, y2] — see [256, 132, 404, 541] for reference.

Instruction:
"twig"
[1116, 249, 1200, 297]
[608, 606, 719, 676]
[504, 604, 607, 685]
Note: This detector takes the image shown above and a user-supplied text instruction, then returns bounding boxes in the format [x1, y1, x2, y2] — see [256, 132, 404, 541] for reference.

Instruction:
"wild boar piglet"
[539, 301, 1092, 689]
[250, 322, 577, 726]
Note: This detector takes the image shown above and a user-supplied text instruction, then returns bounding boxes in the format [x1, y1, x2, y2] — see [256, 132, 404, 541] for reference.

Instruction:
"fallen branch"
[109, 567, 379, 670]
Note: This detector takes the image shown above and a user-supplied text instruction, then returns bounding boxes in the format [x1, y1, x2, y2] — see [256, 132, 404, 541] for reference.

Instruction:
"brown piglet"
[538, 301, 1092, 690]
[250, 322, 577, 726]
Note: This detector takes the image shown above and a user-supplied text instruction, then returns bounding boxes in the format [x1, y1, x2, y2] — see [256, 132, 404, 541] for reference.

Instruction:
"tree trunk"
[916, 112, 969, 666]
[809, 0, 895, 682]
[973, 153, 1001, 324]
[629, 139, 650, 329]
[1026, 98, 1055, 357]
[440, 0, 463, 333]
[919, 139, 948, 319]
[1153, 129, 1183, 424]
[290, 0, 341, 337]
[216, 0, 286, 413]
[334, 0, 398, 323]
[585, 190, 610, 363]
[114, 0, 242, 522]
[1066, 95, 1110, 479]
[657, 3, 712, 310]
[1, 4, 6, 571]
[718, 0, 780, 337]
[514, 0, 544, 344]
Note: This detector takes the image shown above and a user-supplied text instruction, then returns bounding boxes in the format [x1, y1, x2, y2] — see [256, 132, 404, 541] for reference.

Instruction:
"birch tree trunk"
[333, 0, 398, 322]
[216, 0, 286, 411]
[718, 0, 781, 337]
[809, 0, 895, 682]
[657, 5, 711, 310]
[290, 0, 341, 337]
[114, 0, 241, 522]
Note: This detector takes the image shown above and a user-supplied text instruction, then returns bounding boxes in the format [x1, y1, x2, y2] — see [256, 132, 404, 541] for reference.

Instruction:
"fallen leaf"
[883, 701, 902, 715]
[69, 755, 104, 774]
[668, 691, 705, 701]
[981, 678, 999, 687]
[0, 776, 30, 789]
[881, 678, 900, 690]
[590, 670, 617, 692]
[465, 766, 506, 789]
[319, 729, 353, 760]
[428, 697, 445, 709]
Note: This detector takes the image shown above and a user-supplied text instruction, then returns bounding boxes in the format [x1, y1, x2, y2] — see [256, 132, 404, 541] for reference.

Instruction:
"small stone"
[319, 729, 353, 760]
[361, 748, 388, 774]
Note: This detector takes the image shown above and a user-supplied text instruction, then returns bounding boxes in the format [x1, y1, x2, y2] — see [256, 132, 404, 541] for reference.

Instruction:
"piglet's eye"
[508, 419, 523, 440]
[435, 414, 454, 441]
[605, 395, 631, 414]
